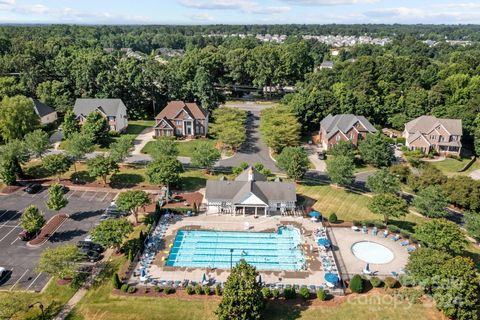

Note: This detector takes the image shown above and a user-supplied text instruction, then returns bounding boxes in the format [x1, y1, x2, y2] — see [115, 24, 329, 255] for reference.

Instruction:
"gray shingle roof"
[234, 166, 267, 182]
[73, 99, 125, 118]
[320, 114, 377, 139]
[32, 99, 56, 117]
[405, 116, 462, 136]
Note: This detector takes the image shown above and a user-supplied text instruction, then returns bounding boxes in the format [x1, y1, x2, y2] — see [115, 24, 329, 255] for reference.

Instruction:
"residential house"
[153, 101, 208, 138]
[32, 99, 57, 125]
[73, 98, 128, 132]
[403, 116, 462, 156]
[205, 166, 297, 216]
[319, 114, 377, 150]
[315, 60, 334, 72]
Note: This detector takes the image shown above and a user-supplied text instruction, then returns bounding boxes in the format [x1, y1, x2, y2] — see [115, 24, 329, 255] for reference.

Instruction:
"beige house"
[32, 99, 57, 125]
[403, 115, 462, 156]
[73, 99, 128, 132]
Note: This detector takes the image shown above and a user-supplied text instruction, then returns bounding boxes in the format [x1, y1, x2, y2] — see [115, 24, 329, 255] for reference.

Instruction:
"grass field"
[429, 157, 477, 175]
[297, 182, 426, 227]
[1, 279, 76, 320]
[142, 138, 216, 157]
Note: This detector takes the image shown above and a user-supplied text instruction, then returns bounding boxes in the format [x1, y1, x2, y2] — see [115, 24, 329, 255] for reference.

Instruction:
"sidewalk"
[131, 127, 155, 155]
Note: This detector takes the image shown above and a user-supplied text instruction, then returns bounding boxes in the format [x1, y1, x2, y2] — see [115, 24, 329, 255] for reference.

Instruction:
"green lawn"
[428, 157, 476, 175]
[297, 181, 425, 227]
[142, 138, 216, 157]
[1, 278, 77, 320]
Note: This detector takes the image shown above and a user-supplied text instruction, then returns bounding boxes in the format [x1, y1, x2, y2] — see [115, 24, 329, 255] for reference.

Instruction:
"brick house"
[73, 98, 128, 132]
[319, 114, 377, 150]
[153, 101, 208, 138]
[403, 115, 462, 156]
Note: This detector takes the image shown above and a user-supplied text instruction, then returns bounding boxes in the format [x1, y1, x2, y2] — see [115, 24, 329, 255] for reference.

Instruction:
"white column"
[255, 207, 258, 217]
[243, 207, 245, 217]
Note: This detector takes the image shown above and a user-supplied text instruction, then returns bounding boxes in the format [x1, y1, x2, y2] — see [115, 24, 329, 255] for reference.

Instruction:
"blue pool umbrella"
[324, 273, 339, 284]
[309, 211, 321, 218]
[317, 238, 331, 247]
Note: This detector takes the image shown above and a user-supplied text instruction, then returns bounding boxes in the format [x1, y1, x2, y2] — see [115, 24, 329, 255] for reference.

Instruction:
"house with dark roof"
[73, 98, 128, 132]
[32, 99, 57, 125]
[153, 101, 208, 138]
[319, 114, 377, 149]
[403, 115, 462, 156]
[205, 166, 296, 216]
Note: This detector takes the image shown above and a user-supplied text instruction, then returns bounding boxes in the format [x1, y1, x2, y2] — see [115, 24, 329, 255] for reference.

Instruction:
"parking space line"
[10, 236, 19, 245]
[66, 190, 76, 199]
[0, 213, 18, 228]
[0, 210, 8, 220]
[0, 222, 21, 242]
[80, 191, 87, 198]
[89, 192, 98, 201]
[101, 192, 110, 202]
[26, 272, 42, 291]
[43, 191, 50, 198]
[9, 269, 29, 291]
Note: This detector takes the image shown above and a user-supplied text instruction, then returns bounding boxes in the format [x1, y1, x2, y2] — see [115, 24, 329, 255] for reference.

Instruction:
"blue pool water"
[165, 226, 305, 270]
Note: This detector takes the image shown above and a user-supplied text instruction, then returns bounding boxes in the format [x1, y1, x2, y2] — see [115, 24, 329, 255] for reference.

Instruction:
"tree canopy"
[35, 244, 80, 279]
[414, 219, 467, 255]
[412, 185, 448, 218]
[326, 155, 355, 186]
[260, 106, 300, 154]
[24, 129, 50, 159]
[366, 169, 400, 194]
[115, 190, 151, 224]
[46, 183, 68, 212]
[86, 155, 119, 185]
[20, 205, 46, 234]
[368, 193, 408, 224]
[358, 132, 393, 167]
[190, 142, 221, 172]
[91, 218, 133, 250]
[42, 154, 73, 181]
[277, 146, 310, 181]
[0, 95, 39, 142]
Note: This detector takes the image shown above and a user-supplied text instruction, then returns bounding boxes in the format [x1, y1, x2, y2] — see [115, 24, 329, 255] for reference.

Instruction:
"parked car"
[0, 267, 7, 279]
[77, 240, 104, 253]
[18, 230, 36, 241]
[24, 183, 42, 194]
[84, 235, 93, 242]
[78, 249, 102, 262]
[59, 185, 69, 193]
[317, 151, 326, 160]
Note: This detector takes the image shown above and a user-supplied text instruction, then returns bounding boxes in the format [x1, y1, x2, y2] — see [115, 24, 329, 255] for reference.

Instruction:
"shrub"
[71, 272, 88, 290]
[328, 213, 338, 223]
[127, 286, 136, 294]
[299, 287, 310, 300]
[215, 284, 222, 296]
[369, 277, 383, 288]
[373, 221, 385, 229]
[112, 272, 122, 289]
[283, 287, 296, 299]
[272, 288, 280, 299]
[203, 286, 211, 295]
[349, 275, 363, 293]
[120, 284, 129, 292]
[395, 288, 423, 304]
[384, 277, 397, 289]
[362, 220, 375, 227]
[143, 287, 150, 294]
[186, 285, 194, 295]
[398, 275, 415, 287]
[387, 224, 400, 233]
[164, 287, 175, 294]
[316, 289, 327, 301]
[194, 284, 203, 295]
[261, 287, 271, 300]
[352, 220, 361, 227]
[154, 286, 161, 293]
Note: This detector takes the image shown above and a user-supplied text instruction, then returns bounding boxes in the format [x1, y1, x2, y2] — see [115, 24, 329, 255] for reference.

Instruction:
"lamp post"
[230, 249, 234, 269]
[28, 302, 44, 320]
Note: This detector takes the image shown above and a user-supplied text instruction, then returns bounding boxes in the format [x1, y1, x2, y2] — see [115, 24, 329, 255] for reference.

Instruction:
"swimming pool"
[165, 226, 305, 270]
[351, 241, 394, 264]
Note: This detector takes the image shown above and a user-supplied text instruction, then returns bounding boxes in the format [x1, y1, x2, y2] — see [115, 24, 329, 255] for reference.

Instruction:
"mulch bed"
[163, 192, 203, 210]
[29, 213, 68, 246]
[112, 288, 223, 301]
[0, 184, 23, 194]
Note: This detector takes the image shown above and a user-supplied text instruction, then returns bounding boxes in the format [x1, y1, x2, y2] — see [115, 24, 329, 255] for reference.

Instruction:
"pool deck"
[133, 214, 332, 288]
[329, 227, 409, 277]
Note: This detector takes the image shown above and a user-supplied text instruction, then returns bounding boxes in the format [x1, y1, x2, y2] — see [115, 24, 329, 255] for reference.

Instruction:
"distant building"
[205, 166, 297, 216]
[319, 114, 377, 150]
[403, 116, 462, 156]
[32, 99, 57, 125]
[73, 98, 128, 132]
[153, 101, 208, 138]
[319, 61, 334, 70]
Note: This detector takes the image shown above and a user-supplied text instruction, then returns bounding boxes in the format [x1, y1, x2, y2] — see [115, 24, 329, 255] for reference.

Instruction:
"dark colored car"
[77, 240, 104, 253]
[24, 183, 42, 194]
[18, 230, 36, 241]
[78, 249, 102, 262]
[317, 151, 326, 160]
[60, 185, 70, 193]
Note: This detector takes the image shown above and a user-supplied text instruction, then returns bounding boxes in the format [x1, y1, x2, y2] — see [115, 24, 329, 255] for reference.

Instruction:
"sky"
[1, 0, 480, 25]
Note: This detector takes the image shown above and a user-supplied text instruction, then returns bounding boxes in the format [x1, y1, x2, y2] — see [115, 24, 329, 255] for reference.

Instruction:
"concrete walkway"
[131, 127, 155, 155]
[470, 169, 480, 180]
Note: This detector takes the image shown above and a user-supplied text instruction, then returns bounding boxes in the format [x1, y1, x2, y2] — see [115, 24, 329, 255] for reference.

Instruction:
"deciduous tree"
[91, 218, 133, 251]
[414, 219, 467, 255]
[62, 109, 79, 140]
[20, 205, 46, 234]
[0, 95, 39, 141]
[260, 106, 300, 154]
[42, 154, 73, 182]
[277, 146, 309, 181]
[24, 129, 51, 159]
[358, 132, 393, 167]
[86, 155, 119, 185]
[368, 193, 408, 224]
[46, 183, 68, 212]
[190, 142, 220, 173]
[82, 111, 109, 144]
[110, 135, 135, 162]
[366, 169, 400, 194]
[146, 157, 183, 198]
[412, 185, 448, 218]
[64, 132, 94, 172]
[35, 244, 80, 279]
[149, 137, 179, 160]
[326, 155, 355, 186]
[115, 190, 151, 224]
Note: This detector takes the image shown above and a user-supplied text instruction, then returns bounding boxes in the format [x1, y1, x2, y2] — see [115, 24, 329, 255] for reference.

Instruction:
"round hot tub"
[351, 241, 394, 264]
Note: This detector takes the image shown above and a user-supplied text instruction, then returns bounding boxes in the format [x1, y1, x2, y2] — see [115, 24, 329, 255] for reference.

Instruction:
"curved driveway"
[218, 103, 278, 172]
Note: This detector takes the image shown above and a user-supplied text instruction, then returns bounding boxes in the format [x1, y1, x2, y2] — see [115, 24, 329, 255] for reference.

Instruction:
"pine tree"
[112, 272, 122, 289]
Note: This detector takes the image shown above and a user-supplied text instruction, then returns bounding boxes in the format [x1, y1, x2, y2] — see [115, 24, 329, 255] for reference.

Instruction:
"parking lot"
[0, 187, 117, 292]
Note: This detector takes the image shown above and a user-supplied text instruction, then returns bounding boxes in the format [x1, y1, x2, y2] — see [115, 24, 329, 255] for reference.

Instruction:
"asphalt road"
[0, 187, 116, 292]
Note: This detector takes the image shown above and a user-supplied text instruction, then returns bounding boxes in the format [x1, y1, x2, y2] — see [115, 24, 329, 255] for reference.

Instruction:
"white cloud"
[281, 0, 377, 5]
[0, 0, 15, 5]
[190, 13, 215, 21]
[179, 0, 290, 15]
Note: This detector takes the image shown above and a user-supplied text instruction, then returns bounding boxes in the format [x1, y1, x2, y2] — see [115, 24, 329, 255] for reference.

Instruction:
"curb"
[27, 214, 69, 247]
